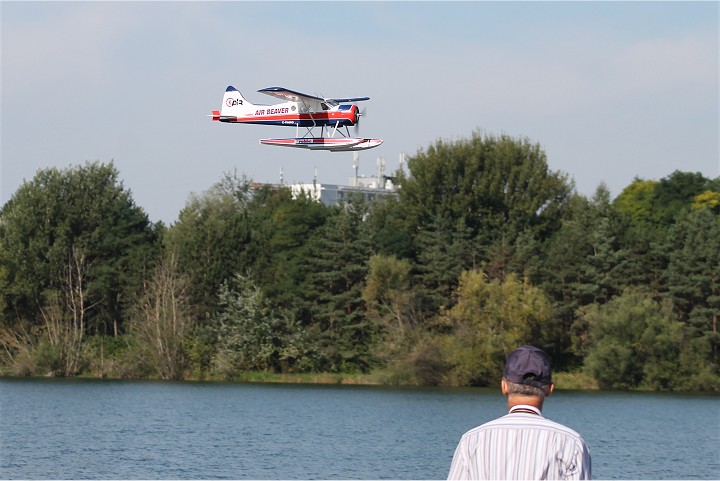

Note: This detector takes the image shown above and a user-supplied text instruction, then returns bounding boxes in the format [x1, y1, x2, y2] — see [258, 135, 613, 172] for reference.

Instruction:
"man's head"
[502, 345, 554, 400]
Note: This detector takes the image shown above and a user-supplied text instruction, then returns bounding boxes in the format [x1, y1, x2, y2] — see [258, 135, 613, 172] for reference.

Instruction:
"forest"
[1, 132, 718, 391]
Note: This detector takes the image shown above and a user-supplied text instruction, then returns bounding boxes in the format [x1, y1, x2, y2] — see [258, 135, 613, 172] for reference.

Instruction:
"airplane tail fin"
[218, 86, 254, 118]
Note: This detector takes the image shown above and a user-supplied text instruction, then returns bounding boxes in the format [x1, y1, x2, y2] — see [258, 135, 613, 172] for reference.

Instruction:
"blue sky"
[2, 1, 718, 224]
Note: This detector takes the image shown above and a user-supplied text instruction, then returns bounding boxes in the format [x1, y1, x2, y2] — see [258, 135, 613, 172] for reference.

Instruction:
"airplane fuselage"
[212, 99, 359, 128]
[213, 110, 357, 128]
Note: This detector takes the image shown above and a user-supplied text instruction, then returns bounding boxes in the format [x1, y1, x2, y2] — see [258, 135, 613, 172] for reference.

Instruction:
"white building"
[287, 153, 405, 206]
[290, 176, 398, 206]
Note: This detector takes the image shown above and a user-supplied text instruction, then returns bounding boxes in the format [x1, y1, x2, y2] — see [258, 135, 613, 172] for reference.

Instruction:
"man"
[447, 345, 591, 480]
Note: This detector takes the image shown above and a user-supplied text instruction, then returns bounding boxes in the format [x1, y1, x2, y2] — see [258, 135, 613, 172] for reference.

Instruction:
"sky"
[2, 1, 718, 224]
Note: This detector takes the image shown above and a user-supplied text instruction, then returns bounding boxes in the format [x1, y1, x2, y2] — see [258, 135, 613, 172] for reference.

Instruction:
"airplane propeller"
[354, 106, 367, 135]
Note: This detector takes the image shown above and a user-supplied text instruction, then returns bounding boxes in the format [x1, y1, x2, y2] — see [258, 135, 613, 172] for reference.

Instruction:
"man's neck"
[507, 394, 544, 412]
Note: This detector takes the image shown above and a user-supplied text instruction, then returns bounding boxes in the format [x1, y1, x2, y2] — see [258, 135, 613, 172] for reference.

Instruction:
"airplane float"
[211, 86, 383, 151]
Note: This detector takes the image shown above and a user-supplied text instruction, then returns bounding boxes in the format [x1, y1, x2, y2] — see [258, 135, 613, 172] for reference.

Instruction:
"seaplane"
[211, 86, 383, 151]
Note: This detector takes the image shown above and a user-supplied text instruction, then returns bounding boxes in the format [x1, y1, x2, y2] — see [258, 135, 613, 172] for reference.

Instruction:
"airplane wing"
[258, 87, 369, 104]
[327, 96, 370, 103]
[258, 87, 324, 103]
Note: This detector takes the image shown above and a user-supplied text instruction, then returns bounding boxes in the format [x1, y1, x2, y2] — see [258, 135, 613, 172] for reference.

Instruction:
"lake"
[0, 378, 717, 479]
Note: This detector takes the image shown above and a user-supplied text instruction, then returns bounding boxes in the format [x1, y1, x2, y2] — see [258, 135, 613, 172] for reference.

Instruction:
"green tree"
[251, 189, 330, 311]
[0, 161, 159, 335]
[653, 171, 711, 224]
[165, 171, 254, 319]
[442, 270, 553, 386]
[0, 244, 7, 325]
[400, 131, 572, 258]
[212, 273, 312, 375]
[363, 252, 456, 386]
[611, 180, 668, 298]
[413, 213, 475, 314]
[613, 178, 658, 221]
[615, 171, 716, 225]
[301, 200, 374, 372]
[582, 289, 715, 390]
[363, 254, 416, 339]
[575, 186, 625, 304]
[532, 188, 624, 362]
[665, 207, 720, 346]
[612, 221, 667, 297]
[365, 196, 415, 259]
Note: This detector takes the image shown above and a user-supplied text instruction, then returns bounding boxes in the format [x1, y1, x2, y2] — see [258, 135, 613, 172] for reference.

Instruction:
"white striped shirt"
[447, 405, 591, 480]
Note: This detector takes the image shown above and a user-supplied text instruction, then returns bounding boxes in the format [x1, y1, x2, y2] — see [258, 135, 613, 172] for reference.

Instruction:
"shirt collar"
[508, 404, 542, 416]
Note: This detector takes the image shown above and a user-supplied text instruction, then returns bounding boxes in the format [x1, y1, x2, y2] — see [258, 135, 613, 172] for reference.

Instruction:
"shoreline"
[0, 369, 601, 390]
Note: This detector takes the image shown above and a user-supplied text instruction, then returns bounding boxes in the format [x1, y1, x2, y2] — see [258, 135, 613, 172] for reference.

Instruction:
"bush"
[583, 289, 719, 391]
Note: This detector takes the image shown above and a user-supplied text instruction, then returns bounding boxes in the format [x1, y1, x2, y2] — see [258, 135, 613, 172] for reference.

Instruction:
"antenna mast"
[353, 152, 360, 188]
[376, 156, 385, 183]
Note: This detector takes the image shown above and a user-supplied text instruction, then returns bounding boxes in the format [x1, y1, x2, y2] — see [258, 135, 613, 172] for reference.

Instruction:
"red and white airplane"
[211, 86, 383, 151]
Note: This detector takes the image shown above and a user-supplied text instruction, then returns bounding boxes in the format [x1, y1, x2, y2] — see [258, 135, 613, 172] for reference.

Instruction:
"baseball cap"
[503, 345, 552, 388]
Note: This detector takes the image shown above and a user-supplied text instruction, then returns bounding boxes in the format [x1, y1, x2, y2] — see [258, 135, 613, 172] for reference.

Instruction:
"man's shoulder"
[461, 413, 586, 443]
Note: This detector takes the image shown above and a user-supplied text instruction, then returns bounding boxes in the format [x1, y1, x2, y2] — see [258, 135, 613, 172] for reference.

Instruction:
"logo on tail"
[221, 86, 254, 117]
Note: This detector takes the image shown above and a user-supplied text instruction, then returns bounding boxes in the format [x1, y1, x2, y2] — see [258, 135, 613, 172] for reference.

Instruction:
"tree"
[362, 253, 429, 379]
[132, 254, 193, 380]
[5, 245, 101, 377]
[665, 207, 720, 341]
[692, 190, 720, 212]
[653, 171, 711, 224]
[583, 290, 658, 389]
[301, 200, 375, 372]
[165, 171, 254, 319]
[212, 273, 312, 375]
[616, 171, 713, 226]
[250, 189, 330, 311]
[442, 269, 553, 386]
[613, 177, 658, 221]
[363, 254, 417, 342]
[413, 213, 476, 314]
[400, 131, 573, 261]
[531, 188, 625, 362]
[50, 246, 99, 375]
[365, 196, 415, 259]
[581, 289, 717, 390]
[0, 161, 159, 335]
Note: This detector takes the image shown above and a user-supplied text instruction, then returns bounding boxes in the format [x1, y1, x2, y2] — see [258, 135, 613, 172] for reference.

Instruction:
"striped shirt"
[447, 405, 591, 480]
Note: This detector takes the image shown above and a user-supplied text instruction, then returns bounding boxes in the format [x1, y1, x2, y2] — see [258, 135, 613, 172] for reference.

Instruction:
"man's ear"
[501, 378, 509, 396]
[546, 382, 555, 397]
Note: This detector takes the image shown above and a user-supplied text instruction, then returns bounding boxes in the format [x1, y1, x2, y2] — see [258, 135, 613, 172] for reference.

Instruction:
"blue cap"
[503, 345, 552, 388]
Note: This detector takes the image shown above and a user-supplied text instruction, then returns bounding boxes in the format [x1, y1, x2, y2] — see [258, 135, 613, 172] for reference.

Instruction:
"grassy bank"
[1, 361, 600, 389]
[553, 371, 599, 390]
[218, 371, 385, 385]
[189, 369, 600, 389]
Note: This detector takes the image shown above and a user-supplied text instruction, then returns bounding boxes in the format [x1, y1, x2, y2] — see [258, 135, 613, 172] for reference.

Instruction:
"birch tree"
[133, 255, 192, 380]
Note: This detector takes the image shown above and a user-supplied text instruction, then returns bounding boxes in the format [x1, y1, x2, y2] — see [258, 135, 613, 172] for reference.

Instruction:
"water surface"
[0, 378, 717, 479]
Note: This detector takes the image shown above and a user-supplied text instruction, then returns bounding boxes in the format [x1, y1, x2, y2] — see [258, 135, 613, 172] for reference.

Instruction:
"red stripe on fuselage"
[233, 110, 355, 125]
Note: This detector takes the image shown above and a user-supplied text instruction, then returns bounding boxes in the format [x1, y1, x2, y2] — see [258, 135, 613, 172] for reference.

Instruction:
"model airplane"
[211, 86, 383, 151]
